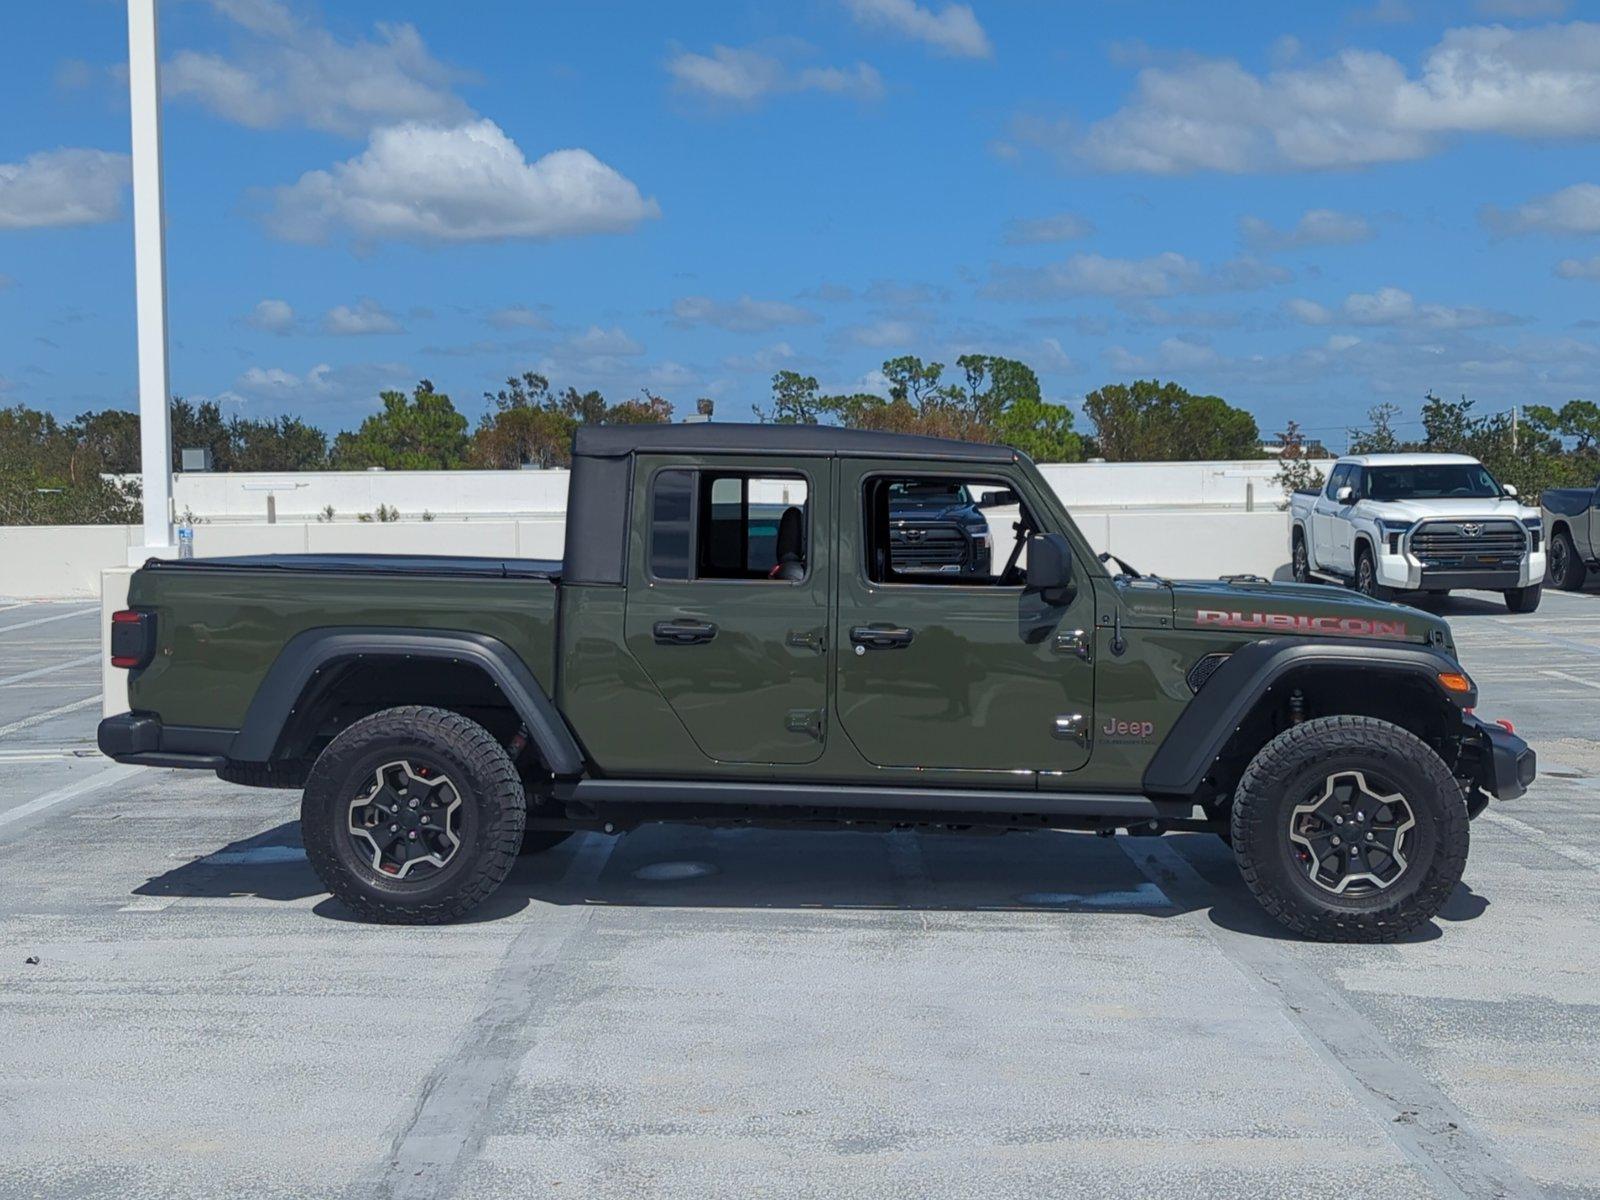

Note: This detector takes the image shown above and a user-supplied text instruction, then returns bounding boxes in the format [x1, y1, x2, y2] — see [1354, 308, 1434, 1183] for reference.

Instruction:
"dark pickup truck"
[1542, 477, 1599, 591]
[100, 424, 1534, 940]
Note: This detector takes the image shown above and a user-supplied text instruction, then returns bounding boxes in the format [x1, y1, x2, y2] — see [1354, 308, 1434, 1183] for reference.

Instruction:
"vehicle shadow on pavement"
[130, 822, 1491, 939]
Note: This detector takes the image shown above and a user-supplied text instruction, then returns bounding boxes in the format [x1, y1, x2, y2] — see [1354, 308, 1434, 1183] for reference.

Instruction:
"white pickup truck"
[1288, 452, 1545, 613]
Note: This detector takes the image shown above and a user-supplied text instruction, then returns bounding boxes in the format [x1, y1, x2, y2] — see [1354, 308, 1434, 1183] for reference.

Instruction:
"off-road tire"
[1291, 529, 1311, 584]
[1230, 716, 1468, 942]
[520, 829, 574, 855]
[1549, 529, 1586, 591]
[1504, 584, 1542, 614]
[216, 759, 310, 790]
[1353, 546, 1394, 602]
[301, 706, 525, 924]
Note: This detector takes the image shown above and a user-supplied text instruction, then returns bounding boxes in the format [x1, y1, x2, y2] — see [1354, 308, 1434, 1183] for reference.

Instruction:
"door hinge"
[1053, 628, 1091, 662]
[786, 708, 826, 741]
[1052, 713, 1089, 745]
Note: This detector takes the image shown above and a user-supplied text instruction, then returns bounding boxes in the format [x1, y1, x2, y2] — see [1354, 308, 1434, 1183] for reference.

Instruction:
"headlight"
[971, 528, 990, 545]
[1522, 516, 1543, 531]
[1378, 519, 1415, 534]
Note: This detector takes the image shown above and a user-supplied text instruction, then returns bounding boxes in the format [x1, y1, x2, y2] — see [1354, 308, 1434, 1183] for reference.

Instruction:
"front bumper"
[1462, 714, 1536, 809]
[1375, 549, 1544, 592]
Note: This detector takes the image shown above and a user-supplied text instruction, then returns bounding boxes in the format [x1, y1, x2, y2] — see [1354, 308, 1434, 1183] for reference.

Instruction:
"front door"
[624, 455, 830, 765]
[832, 460, 1096, 775]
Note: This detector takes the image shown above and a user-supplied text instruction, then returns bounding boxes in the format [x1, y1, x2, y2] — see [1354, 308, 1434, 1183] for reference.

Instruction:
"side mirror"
[1503, 483, 1519, 498]
[978, 488, 1018, 509]
[1336, 486, 1354, 504]
[1026, 532, 1075, 605]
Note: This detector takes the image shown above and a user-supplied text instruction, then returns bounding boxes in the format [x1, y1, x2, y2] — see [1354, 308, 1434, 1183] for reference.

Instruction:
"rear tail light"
[110, 609, 156, 669]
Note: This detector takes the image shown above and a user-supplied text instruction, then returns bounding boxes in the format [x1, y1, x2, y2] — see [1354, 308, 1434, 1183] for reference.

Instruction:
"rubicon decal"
[1195, 609, 1409, 640]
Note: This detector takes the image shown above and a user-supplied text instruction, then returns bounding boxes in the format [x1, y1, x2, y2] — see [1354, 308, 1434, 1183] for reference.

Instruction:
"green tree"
[603, 389, 674, 425]
[764, 371, 824, 425]
[331, 380, 469, 470]
[169, 397, 234, 471]
[229, 416, 328, 471]
[470, 372, 574, 469]
[68, 408, 141, 478]
[1347, 402, 1402, 455]
[1271, 420, 1326, 506]
[1524, 399, 1600, 454]
[960, 354, 1082, 462]
[1082, 380, 1260, 461]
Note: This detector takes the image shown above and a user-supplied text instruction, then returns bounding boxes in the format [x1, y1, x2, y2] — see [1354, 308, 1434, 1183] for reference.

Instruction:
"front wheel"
[1230, 716, 1468, 942]
[1549, 530, 1586, 591]
[301, 706, 526, 924]
[1291, 531, 1311, 584]
[1504, 584, 1542, 613]
[1354, 547, 1394, 602]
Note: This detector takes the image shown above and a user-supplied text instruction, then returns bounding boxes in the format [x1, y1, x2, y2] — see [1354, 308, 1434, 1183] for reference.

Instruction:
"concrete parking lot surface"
[0, 592, 1596, 1198]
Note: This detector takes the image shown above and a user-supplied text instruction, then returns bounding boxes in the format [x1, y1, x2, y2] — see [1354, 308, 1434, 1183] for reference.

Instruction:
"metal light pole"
[126, 0, 174, 555]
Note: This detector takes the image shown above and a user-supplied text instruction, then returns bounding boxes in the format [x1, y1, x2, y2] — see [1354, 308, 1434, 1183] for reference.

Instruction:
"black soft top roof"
[572, 422, 1017, 464]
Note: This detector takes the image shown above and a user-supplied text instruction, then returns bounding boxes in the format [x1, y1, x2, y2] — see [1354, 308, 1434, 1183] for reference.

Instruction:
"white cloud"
[245, 298, 296, 333]
[1002, 212, 1095, 244]
[1285, 286, 1520, 330]
[1241, 208, 1373, 251]
[1037, 20, 1600, 174]
[986, 252, 1290, 300]
[563, 326, 645, 358]
[671, 294, 820, 332]
[234, 359, 410, 407]
[840, 318, 917, 347]
[842, 0, 992, 59]
[267, 119, 660, 245]
[0, 148, 129, 229]
[485, 305, 551, 330]
[723, 342, 798, 372]
[165, 0, 469, 137]
[666, 44, 883, 104]
[1556, 255, 1600, 278]
[1486, 182, 1600, 234]
[1106, 336, 1221, 374]
[323, 298, 403, 335]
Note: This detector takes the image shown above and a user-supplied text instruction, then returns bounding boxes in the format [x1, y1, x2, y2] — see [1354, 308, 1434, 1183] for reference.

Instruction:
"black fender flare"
[1142, 637, 1471, 799]
[228, 627, 586, 777]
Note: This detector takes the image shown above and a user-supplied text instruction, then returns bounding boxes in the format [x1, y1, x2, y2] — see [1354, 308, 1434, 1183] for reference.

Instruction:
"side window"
[1347, 467, 1365, 499]
[648, 469, 810, 582]
[863, 475, 1035, 586]
[1324, 464, 1350, 499]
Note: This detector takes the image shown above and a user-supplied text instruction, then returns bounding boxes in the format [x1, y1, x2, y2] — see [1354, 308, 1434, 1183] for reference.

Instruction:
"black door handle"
[850, 624, 915, 650]
[653, 619, 718, 645]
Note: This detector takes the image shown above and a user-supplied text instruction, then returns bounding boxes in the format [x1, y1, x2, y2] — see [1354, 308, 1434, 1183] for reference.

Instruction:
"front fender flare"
[229, 627, 585, 777]
[1142, 637, 1470, 799]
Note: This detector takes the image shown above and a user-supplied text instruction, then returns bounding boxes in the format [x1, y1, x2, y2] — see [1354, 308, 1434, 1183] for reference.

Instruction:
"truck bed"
[126, 553, 563, 734]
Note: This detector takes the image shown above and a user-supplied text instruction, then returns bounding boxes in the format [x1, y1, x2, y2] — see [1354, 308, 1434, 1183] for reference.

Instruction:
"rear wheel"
[1230, 716, 1468, 942]
[1504, 584, 1542, 614]
[1354, 546, 1394, 602]
[301, 706, 525, 924]
[1549, 529, 1586, 591]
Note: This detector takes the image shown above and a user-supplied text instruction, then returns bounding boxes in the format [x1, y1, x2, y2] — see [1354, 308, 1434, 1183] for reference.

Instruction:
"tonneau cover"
[143, 553, 561, 580]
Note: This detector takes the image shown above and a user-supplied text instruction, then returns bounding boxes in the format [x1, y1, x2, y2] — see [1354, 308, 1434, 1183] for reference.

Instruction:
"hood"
[1365, 496, 1537, 523]
[1119, 576, 1452, 650]
[888, 498, 980, 522]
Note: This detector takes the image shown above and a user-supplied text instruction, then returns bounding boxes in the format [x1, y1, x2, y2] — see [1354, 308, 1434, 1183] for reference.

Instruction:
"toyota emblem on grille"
[1460, 523, 1483, 537]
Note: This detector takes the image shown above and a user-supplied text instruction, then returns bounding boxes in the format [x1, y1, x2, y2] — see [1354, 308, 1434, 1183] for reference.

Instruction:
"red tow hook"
[1494, 718, 1515, 735]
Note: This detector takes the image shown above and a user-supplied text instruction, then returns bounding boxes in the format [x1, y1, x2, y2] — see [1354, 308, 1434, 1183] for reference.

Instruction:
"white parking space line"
[0, 606, 99, 635]
[1482, 810, 1600, 874]
[0, 763, 141, 833]
[0, 746, 101, 763]
[119, 894, 181, 912]
[0, 653, 101, 688]
[1540, 668, 1600, 692]
[0, 695, 102, 738]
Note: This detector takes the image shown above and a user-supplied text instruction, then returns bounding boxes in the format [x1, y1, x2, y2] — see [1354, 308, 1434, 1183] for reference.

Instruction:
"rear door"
[623, 455, 831, 765]
[832, 459, 1096, 775]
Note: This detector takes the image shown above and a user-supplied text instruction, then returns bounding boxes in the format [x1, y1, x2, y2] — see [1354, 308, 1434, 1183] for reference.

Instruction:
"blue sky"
[4, 0, 1600, 447]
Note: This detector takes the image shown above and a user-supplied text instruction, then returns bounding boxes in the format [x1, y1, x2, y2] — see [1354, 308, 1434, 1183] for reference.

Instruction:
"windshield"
[1364, 464, 1502, 501]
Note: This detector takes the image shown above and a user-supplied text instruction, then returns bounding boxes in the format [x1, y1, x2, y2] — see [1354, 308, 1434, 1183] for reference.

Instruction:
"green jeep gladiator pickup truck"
[99, 424, 1534, 940]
